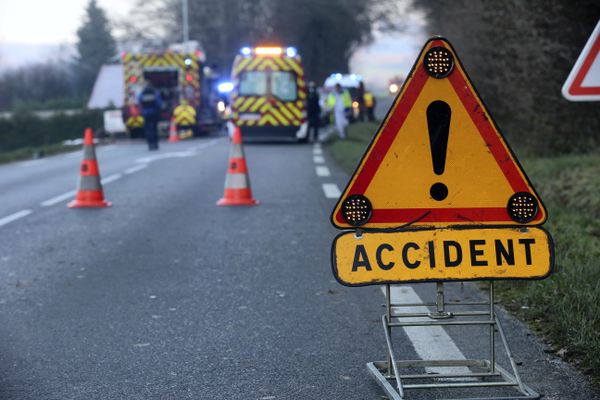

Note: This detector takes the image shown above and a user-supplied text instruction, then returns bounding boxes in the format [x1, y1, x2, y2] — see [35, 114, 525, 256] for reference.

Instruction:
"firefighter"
[327, 83, 352, 139]
[364, 90, 376, 122]
[173, 99, 197, 137]
[138, 83, 163, 150]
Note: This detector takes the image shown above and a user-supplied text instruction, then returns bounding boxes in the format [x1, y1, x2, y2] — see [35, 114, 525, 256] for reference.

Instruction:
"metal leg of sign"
[366, 282, 540, 400]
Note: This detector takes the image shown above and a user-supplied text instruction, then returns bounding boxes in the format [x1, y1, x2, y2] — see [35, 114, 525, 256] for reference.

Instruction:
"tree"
[0, 61, 79, 111]
[413, 0, 600, 155]
[123, 0, 403, 82]
[75, 0, 116, 94]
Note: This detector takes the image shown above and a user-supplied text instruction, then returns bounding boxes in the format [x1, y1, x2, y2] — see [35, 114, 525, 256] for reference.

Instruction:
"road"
[0, 130, 598, 399]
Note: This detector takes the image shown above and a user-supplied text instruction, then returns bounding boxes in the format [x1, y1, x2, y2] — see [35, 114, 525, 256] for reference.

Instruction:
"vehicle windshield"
[239, 71, 268, 96]
[271, 71, 297, 101]
[238, 70, 297, 101]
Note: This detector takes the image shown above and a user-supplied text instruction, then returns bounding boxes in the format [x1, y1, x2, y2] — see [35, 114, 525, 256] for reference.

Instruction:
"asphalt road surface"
[0, 132, 598, 399]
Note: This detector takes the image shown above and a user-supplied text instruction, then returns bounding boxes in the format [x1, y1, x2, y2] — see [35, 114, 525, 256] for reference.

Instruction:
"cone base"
[68, 199, 112, 208]
[217, 198, 259, 206]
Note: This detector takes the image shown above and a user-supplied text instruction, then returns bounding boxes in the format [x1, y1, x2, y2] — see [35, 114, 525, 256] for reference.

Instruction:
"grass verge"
[326, 122, 600, 382]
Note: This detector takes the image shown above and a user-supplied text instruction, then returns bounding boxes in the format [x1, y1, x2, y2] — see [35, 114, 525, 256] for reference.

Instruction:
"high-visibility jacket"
[327, 90, 352, 109]
[364, 92, 374, 108]
[173, 103, 197, 127]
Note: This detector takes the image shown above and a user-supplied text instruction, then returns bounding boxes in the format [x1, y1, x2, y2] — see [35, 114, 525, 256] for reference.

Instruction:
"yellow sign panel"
[332, 227, 553, 286]
[331, 37, 546, 229]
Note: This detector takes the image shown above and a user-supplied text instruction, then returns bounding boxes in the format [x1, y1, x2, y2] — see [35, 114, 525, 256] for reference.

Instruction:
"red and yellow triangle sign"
[331, 37, 547, 229]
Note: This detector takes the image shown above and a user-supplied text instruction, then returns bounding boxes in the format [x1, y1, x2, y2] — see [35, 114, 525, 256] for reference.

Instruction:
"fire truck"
[229, 46, 308, 141]
[121, 43, 221, 136]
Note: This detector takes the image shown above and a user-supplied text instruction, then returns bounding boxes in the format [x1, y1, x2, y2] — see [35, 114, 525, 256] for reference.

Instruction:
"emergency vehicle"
[229, 46, 308, 141]
[122, 45, 219, 136]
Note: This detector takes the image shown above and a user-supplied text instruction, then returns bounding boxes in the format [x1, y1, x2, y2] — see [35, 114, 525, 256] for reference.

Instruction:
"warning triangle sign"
[331, 37, 547, 230]
[562, 20, 600, 101]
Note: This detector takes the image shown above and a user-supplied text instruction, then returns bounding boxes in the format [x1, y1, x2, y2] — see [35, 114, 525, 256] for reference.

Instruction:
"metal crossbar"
[367, 282, 539, 400]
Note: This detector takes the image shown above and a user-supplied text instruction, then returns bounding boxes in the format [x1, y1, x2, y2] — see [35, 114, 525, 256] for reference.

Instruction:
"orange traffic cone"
[217, 126, 259, 206]
[168, 117, 180, 142]
[68, 128, 111, 208]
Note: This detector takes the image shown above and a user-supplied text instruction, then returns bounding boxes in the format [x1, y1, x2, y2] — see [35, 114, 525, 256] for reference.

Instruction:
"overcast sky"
[0, 0, 134, 44]
[0, 0, 426, 91]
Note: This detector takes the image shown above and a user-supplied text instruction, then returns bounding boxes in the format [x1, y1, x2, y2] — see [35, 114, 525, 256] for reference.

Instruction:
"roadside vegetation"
[0, 110, 102, 164]
[327, 122, 600, 382]
[0, 143, 82, 165]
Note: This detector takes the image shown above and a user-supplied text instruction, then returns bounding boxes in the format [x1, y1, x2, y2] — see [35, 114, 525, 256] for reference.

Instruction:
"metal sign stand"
[367, 281, 539, 400]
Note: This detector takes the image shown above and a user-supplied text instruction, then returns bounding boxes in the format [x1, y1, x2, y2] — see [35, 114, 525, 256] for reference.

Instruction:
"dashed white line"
[101, 173, 122, 185]
[99, 145, 116, 151]
[313, 143, 321, 149]
[315, 165, 331, 177]
[41, 190, 77, 207]
[135, 139, 219, 164]
[0, 209, 33, 227]
[124, 164, 148, 174]
[313, 155, 325, 164]
[383, 285, 470, 377]
[322, 183, 341, 198]
[313, 147, 323, 155]
[196, 138, 219, 149]
[19, 159, 48, 167]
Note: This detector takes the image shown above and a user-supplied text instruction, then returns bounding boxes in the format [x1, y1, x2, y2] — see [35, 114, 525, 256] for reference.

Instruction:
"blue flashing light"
[240, 47, 252, 56]
[218, 81, 234, 93]
[285, 47, 298, 58]
[335, 73, 342, 80]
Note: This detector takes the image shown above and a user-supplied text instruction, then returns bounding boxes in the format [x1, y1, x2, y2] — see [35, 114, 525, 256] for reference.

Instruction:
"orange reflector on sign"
[332, 227, 553, 286]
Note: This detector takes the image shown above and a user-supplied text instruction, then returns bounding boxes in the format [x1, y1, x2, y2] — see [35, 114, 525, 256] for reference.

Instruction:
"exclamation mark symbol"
[426, 100, 451, 201]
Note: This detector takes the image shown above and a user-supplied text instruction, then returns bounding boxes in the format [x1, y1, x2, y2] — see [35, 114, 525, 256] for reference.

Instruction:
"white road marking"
[135, 151, 193, 164]
[0, 209, 32, 227]
[41, 190, 77, 207]
[383, 285, 471, 377]
[313, 147, 323, 155]
[65, 152, 82, 159]
[19, 159, 48, 167]
[99, 145, 116, 151]
[313, 143, 321, 150]
[124, 164, 148, 174]
[315, 165, 331, 177]
[101, 174, 122, 185]
[313, 155, 325, 164]
[322, 183, 341, 198]
[135, 139, 219, 164]
[196, 139, 219, 149]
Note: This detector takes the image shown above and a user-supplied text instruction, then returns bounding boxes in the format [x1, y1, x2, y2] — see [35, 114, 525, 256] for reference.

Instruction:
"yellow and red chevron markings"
[123, 52, 201, 104]
[231, 54, 307, 127]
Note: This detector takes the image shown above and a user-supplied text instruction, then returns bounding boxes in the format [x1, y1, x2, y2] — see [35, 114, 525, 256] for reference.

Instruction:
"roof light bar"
[254, 47, 283, 56]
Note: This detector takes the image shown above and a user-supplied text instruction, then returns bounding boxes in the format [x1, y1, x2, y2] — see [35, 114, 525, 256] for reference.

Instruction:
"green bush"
[0, 109, 103, 153]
